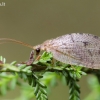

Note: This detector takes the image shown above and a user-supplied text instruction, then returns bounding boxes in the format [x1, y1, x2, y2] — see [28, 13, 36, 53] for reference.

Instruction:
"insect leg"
[34, 55, 41, 61]
[26, 50, 34, 65]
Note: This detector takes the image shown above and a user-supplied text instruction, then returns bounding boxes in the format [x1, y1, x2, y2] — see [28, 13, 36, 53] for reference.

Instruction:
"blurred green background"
[0, 0, 100, 100]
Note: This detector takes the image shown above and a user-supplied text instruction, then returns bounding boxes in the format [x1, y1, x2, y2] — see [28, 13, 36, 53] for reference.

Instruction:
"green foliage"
[84, 76, 100, 100]
[0, 51, 99, 100]
[0, 72, 18, 95]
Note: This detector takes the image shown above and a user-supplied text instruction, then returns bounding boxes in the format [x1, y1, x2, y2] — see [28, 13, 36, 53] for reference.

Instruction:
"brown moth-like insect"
[0, 33, 100, 69]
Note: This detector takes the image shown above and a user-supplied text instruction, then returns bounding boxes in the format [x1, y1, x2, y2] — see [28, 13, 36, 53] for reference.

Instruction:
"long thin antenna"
[0, 38, 34, 49]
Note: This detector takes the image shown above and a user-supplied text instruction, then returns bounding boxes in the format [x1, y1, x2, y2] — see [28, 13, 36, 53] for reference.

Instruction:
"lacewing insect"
[0, 33, 100, 69]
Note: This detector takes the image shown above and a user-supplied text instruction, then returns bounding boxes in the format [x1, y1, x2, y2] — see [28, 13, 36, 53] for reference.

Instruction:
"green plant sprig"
[0, 52, 97, 100]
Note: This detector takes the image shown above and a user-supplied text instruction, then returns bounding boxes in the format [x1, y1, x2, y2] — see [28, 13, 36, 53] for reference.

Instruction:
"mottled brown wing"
[43, 33, 100, 69]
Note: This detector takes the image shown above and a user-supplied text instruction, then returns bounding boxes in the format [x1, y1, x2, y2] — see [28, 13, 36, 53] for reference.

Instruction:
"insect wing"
[44, 33, 100, 69]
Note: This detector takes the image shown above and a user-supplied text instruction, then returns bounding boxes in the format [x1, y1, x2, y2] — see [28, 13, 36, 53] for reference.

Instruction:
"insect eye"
[36, 48, 40, 55]
[36, 48, 40, 52]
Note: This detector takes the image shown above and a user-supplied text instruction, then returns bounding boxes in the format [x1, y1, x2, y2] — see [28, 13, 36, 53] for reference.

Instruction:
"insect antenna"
[0, 38, 34, 49]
